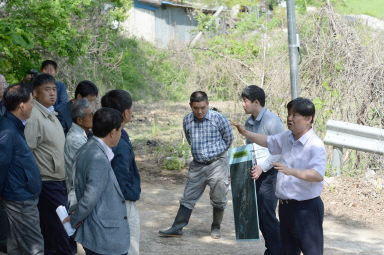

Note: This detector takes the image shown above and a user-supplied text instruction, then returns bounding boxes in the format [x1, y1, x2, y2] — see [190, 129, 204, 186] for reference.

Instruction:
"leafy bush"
[161, 142, 190, 171]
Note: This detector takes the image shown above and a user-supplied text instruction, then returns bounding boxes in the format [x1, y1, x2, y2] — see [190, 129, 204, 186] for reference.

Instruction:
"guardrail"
[324, 120, 384, 176]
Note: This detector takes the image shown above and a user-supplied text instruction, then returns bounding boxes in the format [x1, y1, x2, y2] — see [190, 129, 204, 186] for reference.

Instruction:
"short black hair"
[75, 80, 99, 98]
[3, 84, 31, 111]
[31, 73, 56, 91]
[190, 91, 208, 104]
[287, 97, 315, 123]
[241, 85, 265, 106]
[41, 60, 58, 71]
[92, 107, 123, 138]
[101, 90, 132, 113]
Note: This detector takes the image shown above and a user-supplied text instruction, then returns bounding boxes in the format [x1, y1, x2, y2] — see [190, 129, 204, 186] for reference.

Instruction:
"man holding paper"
[241, 85, 284, 255]
[66, 108, 130, 255]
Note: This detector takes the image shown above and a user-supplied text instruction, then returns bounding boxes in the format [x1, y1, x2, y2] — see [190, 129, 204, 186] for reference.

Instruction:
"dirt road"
[138, 181, 384, 255]
[1, 180, 383, 255]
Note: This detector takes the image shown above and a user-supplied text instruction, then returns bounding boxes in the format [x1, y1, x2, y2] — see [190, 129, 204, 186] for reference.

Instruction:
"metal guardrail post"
[332, 146, 343, 176]
[325, 119, 384, 176]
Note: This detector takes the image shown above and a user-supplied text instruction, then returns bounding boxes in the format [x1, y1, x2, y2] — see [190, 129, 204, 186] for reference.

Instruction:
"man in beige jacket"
[25, 73, 74, 255]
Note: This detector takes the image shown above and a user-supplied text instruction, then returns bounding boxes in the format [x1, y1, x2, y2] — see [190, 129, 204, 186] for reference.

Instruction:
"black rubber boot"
[159, 204, 192, 237]
[211, 207, 224, 239]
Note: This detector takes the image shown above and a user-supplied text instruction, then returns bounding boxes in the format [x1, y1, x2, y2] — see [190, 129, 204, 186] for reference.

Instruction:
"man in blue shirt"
[159, 91, 233, 239]
[57, 80, 98, 135]
[241, 85, 283, 255]
[0, 84, 44, 254]
[39, 60, 68, 110]
[101, 90, 141, 255]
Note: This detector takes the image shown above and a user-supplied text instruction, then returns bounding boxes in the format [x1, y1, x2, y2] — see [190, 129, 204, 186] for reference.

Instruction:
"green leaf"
[322, 81, 330, 91]
[313, 97, 324, 111]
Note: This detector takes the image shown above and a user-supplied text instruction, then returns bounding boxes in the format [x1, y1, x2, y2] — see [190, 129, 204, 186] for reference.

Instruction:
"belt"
[194, 158, 218, 165]
[193, 152, 226, 165]
[279, 196, 319, 205]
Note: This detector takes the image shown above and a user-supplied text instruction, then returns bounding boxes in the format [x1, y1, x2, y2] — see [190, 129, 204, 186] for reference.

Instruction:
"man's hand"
[62, 215, 70, 224]
[273, 162, 323, 182]
[62, 211, 81, 229]
[231, 121, 268, 147]
[273, 162, 294, 176]
[251, 165, 263, 180]
[231, 122, 247, 136]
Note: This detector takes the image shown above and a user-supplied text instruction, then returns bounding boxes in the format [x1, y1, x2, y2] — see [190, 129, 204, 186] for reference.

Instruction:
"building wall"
[121, 4, 198, 48]
[154, 5, 197, 48]
[122, 7, 156, 44]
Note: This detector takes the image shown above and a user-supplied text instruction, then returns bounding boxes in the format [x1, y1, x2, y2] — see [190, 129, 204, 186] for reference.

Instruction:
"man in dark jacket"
[57, 80, 98, 135]
[0, 84, 44, 255]
[101, 90, 141, 255]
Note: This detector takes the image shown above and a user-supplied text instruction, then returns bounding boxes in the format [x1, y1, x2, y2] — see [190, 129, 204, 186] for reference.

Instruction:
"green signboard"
[228, 144, 260, 240]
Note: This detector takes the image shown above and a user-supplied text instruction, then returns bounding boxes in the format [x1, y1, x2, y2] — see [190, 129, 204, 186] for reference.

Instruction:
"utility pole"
[286, 0, 300, 99]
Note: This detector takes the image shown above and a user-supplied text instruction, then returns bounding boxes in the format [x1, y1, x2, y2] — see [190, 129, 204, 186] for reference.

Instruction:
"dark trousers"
[0, 200, 7, 250]
[84, 247, 127, 255]
[38, 180, 74, 255]
[279, 196, 324, 255]
[4, 198, 44, 255]
[256, 168, 282, 255]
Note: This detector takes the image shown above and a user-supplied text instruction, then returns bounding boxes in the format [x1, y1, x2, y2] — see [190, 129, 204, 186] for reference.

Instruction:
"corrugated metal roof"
[138, 0, 162, 6]
[162, 1, 193, 8]
[135, 0, 220, 12]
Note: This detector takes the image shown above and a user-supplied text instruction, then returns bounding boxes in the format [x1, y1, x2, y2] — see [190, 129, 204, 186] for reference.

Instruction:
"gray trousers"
[126, 201, 140, 255]
[4, 198, 44, 255]
[180, 153, 229, 210]
[0, 200, 7, 248]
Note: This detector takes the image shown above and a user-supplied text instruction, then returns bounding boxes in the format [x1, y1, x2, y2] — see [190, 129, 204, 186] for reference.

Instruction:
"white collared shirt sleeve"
[267, 131, 287, 155]
[259, 154, 281, 172]
[306, 141, 327, 176]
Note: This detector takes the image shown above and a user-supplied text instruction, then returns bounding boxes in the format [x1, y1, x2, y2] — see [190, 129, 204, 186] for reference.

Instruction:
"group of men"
[0, 60, 326, 255]
[159, 87, 326, 255]
[0, 60, 141, 255]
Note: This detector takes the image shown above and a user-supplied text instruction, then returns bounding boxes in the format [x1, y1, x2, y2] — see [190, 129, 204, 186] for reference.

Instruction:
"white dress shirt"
[34, 100, 55, 114]
[267, 128, 326, 200]
[94, 136, 115, 162]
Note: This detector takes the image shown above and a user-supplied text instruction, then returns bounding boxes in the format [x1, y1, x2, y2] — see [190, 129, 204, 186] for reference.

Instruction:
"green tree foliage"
[0, 0, 90, 82]
[0, 0, 130, 83]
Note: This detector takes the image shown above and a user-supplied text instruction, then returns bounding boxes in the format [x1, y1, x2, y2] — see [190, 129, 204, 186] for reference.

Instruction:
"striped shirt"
[183, 109, 233, 162]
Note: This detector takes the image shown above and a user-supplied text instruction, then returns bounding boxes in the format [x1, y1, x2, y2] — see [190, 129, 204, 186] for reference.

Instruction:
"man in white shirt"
[234, 97, 326, 255]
